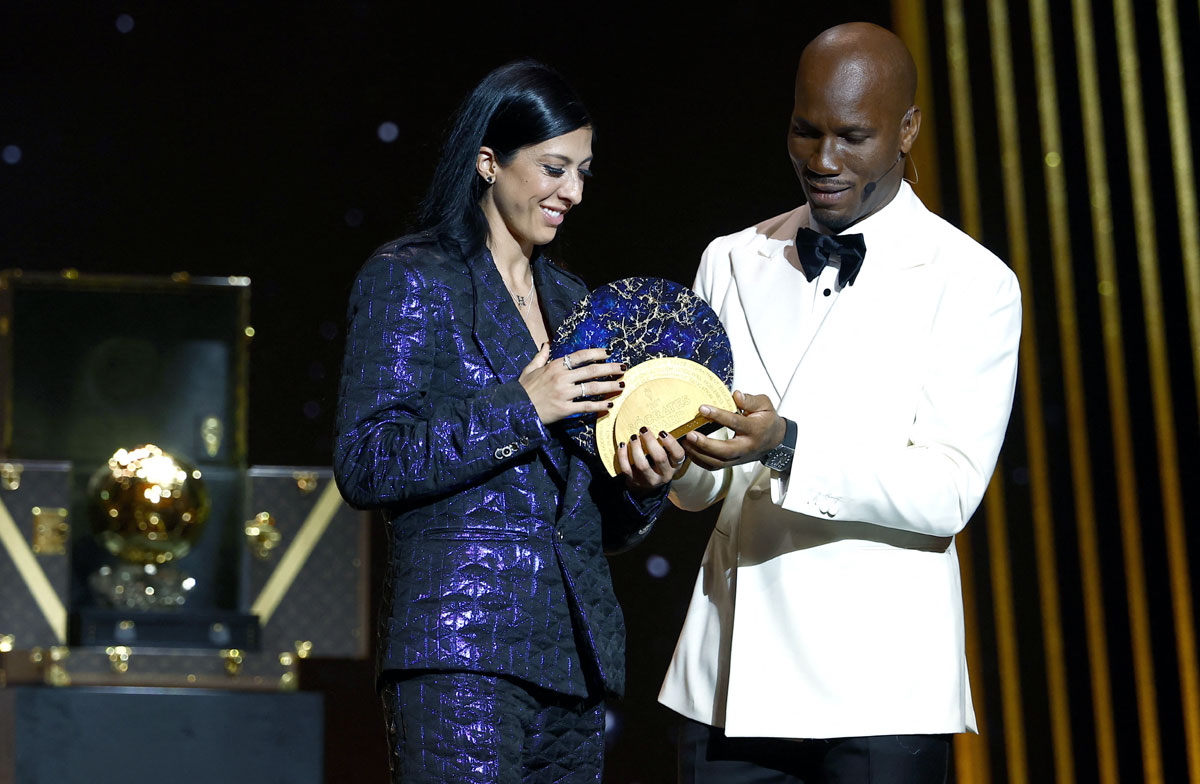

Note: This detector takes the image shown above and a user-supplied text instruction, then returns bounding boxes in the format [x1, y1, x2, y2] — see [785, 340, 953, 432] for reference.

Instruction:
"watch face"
[761, 446, 793, 472]
[550, 276, 734, 455]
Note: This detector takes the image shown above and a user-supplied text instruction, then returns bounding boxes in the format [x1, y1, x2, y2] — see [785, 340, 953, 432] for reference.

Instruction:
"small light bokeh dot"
[646, 554, 670, 579]
[377, 121, 399, 143]
[115, 14, 135, 33]
[2, 145, 21, 165]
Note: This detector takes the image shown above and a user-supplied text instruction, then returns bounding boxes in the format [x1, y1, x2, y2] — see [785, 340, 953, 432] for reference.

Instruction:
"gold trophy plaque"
[597, 356, 735, 476]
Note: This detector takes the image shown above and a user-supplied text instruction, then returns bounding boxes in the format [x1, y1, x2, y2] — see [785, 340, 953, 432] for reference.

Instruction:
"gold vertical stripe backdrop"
[941, 0, 983, 241]
[891, 0, 941, 214]
[1158, 0, 1200, 434]
[986, 2, 1073, 782]
[1154, 3, 1200, 780]
[1072, 0, 1164, 778]
[1113, 0, 1192, 780]
[1025, 0, 1121, 781]
[903, 0, 1200, 780]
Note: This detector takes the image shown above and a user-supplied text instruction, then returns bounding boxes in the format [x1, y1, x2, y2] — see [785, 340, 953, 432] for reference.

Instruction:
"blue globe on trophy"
[550, 277, 734, 458]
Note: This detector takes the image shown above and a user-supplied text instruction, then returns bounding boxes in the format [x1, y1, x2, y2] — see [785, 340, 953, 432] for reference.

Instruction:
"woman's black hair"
[417, 59, 591, 258]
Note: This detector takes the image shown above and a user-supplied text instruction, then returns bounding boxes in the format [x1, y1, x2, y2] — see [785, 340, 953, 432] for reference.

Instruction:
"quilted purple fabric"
[382, 672, 604, 782]
[334, 236, 666, 698]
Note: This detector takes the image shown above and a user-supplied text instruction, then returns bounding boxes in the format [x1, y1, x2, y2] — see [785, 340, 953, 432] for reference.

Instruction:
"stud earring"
[485, 174, 495, 184]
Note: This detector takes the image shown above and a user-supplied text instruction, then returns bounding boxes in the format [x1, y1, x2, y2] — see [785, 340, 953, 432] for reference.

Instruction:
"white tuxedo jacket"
[659, 184, 1021, 739]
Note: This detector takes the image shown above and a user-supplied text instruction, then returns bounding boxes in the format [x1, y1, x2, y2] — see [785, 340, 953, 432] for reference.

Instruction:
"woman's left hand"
[616, 428, 689, 494]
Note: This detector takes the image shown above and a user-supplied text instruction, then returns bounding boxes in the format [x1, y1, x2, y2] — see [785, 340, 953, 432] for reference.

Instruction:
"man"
[658, 22, 1022, 782]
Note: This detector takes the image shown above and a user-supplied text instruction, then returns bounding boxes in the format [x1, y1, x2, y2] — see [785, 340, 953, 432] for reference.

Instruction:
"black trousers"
[678, 720, 951, 784]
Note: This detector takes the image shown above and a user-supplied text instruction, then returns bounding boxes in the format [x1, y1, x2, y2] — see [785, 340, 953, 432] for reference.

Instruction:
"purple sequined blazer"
[333, 236, 666, 698]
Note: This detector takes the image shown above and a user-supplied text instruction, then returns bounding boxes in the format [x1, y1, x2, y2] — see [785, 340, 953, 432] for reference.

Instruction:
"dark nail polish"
[618, 381, 626, 389]
[659, 431, 668, 439]
[606, 401, 613, 409]
[639, 426, 648, 434]
[620, 363, 629, 371]
[618, 442, 625, 449]
[630, 434, 638, 442]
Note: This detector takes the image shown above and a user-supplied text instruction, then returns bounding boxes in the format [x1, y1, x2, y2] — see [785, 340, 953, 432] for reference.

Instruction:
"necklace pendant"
[515, 295, 527, 307]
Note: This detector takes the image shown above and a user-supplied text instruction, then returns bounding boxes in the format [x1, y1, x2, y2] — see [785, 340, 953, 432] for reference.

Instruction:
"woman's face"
[481, 126, 593, 254]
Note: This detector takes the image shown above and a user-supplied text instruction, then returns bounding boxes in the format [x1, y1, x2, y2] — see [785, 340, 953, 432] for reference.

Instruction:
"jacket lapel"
[729, 208, 819, 398]
[468, 251, 537, 383]
[470, 251, 578, 486]
[534, 258, 577, 338]
[533, 257, 591, 498]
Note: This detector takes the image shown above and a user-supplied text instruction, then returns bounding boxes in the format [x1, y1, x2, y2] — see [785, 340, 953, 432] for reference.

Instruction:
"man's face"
[788, 59, 914, 233]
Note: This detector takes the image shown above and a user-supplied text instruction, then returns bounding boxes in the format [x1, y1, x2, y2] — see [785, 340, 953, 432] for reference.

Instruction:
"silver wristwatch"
[760, 417, 798, 473]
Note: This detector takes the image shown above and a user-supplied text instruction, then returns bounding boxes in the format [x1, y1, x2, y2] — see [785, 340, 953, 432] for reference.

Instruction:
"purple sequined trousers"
[382, 672, 604, 783]
[333, 237, 667, 773]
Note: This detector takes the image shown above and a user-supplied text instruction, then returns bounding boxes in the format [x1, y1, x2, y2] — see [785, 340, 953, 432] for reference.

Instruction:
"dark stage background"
[10, 2, 1200, 783]
[0, 3, 891, 782]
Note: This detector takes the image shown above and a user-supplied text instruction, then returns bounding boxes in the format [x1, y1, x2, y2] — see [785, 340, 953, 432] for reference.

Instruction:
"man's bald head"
[800, 23, 917, 112]
[788, 23, 922, 232]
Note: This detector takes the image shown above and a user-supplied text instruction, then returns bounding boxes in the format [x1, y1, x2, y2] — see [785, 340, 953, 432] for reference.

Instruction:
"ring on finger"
[563, 356, 574, 370]
[579, 381, 588, 396]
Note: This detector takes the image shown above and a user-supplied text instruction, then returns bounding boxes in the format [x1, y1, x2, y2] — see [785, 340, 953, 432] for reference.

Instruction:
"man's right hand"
[682, 390, 787, 470]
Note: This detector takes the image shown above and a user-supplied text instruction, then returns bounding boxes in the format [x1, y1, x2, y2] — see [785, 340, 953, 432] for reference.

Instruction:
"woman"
[333, 60, 686, 783]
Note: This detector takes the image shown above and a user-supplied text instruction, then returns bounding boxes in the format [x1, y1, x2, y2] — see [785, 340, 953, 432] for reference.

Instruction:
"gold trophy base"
[89, 563, 196, 610]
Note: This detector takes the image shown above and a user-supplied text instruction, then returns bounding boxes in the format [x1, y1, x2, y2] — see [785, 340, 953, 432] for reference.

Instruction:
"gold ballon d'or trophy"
[88, 444, 211, 609]
[597, 357, 735, 477]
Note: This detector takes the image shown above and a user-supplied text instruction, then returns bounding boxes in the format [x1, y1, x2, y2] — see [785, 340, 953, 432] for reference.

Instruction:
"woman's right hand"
[519, 344, 627, 425]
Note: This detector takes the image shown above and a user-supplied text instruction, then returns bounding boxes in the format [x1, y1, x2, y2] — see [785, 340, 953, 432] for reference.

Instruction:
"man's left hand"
[682, 390, 786, 470]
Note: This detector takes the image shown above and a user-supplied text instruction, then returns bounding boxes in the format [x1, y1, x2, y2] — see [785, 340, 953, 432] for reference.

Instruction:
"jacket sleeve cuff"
[627, 483, 670, 519]
[602, 482, 670, 554]
[489, 379, 550, 462]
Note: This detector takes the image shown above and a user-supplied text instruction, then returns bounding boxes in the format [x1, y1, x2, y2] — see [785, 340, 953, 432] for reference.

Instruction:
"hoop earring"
[903, 154, 919, 186]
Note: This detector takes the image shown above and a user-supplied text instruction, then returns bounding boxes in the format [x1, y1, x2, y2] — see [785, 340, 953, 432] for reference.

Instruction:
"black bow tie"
[794, 227, 867, 286]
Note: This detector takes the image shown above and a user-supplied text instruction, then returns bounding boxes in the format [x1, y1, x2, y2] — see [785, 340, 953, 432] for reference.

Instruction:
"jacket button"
[494, 448, 504, 460]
